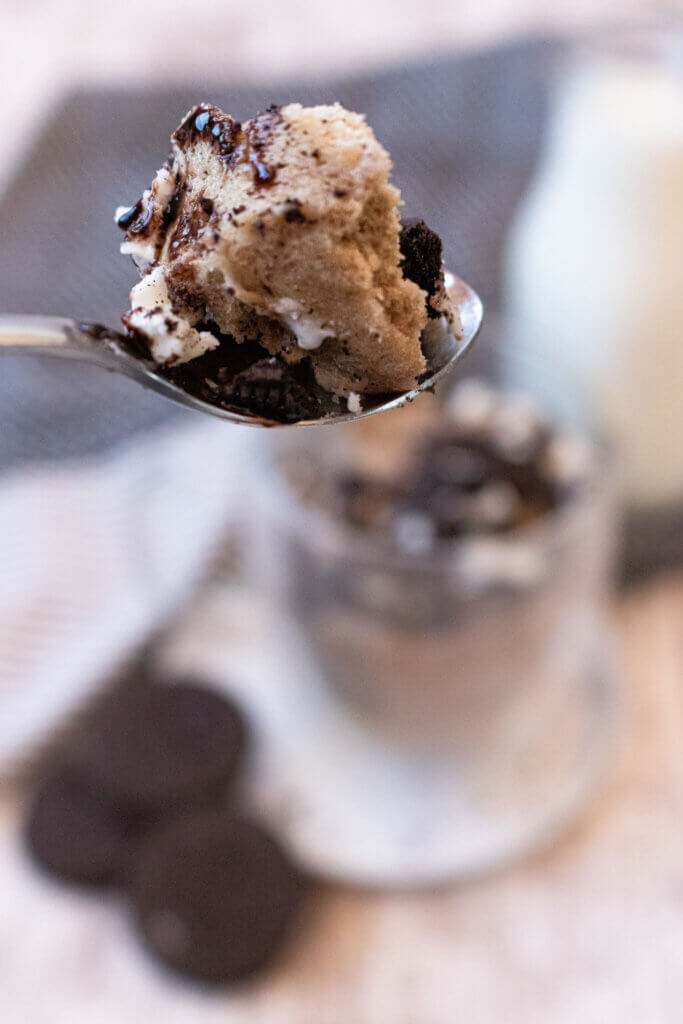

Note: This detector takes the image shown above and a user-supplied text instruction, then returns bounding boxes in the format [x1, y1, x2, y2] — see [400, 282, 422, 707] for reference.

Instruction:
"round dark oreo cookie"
[126, 807, 304, 983]
[77, 682, 247, 818]
[26, 767, 130, 886]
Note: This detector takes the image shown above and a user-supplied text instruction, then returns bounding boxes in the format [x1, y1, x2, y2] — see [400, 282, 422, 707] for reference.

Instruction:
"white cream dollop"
[272, 298, 331, 351]
[129, 266, 171, 310]
[347, 392, 362, 414]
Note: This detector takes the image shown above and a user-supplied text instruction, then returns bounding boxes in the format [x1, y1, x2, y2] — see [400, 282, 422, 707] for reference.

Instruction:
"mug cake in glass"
[242, 330, 619, 883]
[269, 337, 615, 750]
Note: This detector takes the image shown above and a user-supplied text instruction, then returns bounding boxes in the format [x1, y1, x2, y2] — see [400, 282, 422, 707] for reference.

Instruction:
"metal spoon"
[0, 273, 482, 427]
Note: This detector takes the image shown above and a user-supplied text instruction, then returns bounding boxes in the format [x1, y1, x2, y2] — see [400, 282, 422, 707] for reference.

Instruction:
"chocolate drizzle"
[173, 103, 242, 158]
[242, 105, 282, 187]
[162, 185, 183, 230]
[252, 160, 276, 185]
[116, 196, 153, 234]
[172, 102, 282, 187]
[167, 186, 213, 253]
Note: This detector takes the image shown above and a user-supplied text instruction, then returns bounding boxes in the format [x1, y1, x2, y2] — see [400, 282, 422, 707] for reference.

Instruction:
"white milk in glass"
[505, 31, 683, 509]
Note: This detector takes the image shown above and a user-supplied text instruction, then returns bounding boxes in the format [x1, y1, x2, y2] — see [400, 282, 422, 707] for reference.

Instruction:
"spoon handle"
[0, 315, 122, 369]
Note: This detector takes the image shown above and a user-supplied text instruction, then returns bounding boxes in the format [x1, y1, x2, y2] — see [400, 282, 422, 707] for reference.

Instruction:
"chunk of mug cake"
[117, 102, 460, 399]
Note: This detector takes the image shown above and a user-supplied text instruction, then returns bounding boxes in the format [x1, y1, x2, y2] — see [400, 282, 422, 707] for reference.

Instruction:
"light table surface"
[0, 574, 681, 1022]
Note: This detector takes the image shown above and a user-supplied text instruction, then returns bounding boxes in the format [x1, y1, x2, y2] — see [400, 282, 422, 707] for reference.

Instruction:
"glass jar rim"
[259, 443, 608, 573]
[256, 325, 612, 573]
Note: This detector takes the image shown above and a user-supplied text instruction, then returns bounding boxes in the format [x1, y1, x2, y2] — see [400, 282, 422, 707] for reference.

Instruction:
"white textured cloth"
[0, 418, 253, 776]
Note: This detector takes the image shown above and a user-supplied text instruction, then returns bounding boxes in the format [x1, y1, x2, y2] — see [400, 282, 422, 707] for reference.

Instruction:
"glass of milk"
[505, 26, 683, 514]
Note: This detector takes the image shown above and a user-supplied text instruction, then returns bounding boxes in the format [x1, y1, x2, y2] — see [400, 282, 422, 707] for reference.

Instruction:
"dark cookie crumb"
[229, 358, 324, 423]
[284, 206, 307, 223]
[158, 328, 337, 423]
[399, 218, 445, 319]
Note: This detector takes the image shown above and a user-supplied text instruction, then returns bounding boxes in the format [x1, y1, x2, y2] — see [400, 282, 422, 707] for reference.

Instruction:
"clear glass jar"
[270, 331, 615, 748]
[247, 327, 619, 884]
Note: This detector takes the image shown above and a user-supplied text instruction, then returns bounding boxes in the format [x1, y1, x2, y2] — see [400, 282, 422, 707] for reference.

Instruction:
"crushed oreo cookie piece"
[413, 433, 492, 492]
[152, 328, 337, 423]
[399, 218, 445, 319]
[334, 472, 395, 530]
[228, 358, 325, 423]
[161, 332, 266, 392]
[324, 411, 567, 549]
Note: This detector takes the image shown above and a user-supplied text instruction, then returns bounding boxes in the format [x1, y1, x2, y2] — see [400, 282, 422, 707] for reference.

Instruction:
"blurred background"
[1, 1, 683, 1020]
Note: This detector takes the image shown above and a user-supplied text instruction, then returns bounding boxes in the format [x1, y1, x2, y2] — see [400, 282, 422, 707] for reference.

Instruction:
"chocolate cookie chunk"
[227, 358, 324, 422]
[399, 218, 444, 318]
[163, 333, 266, 395]
[334, 471, 396, 529]
[127, 808, 304, 982]
[163, 337, 331, 423]
[26, 768, 130, 885]
[78, 682, 247, 818]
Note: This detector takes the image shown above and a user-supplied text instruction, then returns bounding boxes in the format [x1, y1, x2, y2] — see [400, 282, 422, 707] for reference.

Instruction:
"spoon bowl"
[0, 273, 482, 427]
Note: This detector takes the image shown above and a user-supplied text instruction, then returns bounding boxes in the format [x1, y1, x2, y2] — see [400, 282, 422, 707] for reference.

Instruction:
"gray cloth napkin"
[0, 37, 558, 474]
